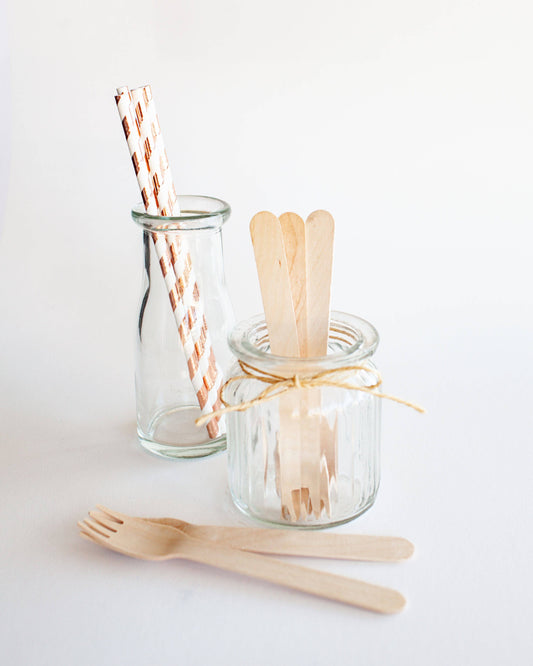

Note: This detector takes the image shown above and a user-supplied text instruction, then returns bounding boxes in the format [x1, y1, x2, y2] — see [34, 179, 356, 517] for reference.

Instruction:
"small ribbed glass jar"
[131, 195, 234, 459]
[226, 312, 381, 528]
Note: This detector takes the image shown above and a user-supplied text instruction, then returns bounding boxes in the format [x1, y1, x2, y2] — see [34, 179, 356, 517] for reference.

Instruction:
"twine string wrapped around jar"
[196, 360, 425, 427]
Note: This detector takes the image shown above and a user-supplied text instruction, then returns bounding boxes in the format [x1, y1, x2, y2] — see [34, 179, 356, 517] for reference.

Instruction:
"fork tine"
[78, 521, 94, 537]
[95, 505, 125, 524]
[79, 526, 123, 557]
[89, 511, 118, 532]
[79, 529, 102, 545]
[78, 521, 106, 543]
[79, 518, 112, 539]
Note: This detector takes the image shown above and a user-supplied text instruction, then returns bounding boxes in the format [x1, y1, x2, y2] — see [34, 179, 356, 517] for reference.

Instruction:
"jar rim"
[131, 195, 231, 231]
[229, 311, 379, 370]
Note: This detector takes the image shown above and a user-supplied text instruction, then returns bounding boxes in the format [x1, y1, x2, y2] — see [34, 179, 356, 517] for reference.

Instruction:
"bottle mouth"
[131, 195, 231, 231]
[229, 311, 379, 371]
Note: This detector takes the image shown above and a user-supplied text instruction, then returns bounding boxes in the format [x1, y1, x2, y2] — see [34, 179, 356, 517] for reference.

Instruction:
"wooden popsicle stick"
[280, 213, 328, 517]
[250, 212, 300, 357]
[278, 393, 302, 521]
[250, 212, 300, 520]
[277, 210, 336, 519]
[305, 210, 336, 516]
[305, 210, 334, 356]
[279, 212, 308, 355]
[279, 213, 324, 518]
[319, 453, 331, 516]
[279, 212, 307, 518]
[299, 397, 322, 517]
[319, 416, 337, 517]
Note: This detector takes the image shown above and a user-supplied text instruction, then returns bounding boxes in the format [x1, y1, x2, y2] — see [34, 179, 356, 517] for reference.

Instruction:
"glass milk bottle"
[131, 195, 234, 459]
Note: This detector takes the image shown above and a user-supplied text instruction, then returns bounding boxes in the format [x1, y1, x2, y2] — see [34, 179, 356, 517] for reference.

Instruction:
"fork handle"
[177, 537, 405, 614]
[149, 518, 414, 562]
[185, 524, 414, 562]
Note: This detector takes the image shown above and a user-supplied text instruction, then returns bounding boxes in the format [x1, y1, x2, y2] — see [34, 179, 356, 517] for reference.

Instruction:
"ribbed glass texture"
[226, 313, 381, 528]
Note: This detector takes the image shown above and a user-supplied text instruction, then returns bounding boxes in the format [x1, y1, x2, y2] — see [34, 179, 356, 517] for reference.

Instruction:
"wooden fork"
[139, 513, 415, 561]
[78, 506, 406, 614]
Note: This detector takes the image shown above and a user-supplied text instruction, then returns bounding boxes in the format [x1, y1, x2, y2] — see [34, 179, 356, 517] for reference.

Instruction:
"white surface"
[2, 1, 533, 664]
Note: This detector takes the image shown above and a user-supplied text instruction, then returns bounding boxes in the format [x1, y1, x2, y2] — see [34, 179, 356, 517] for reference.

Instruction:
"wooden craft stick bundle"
[250, 210, 335, 521]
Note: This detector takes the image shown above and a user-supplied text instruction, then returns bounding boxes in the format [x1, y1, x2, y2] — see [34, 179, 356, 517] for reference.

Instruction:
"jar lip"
[229, 311, 379, 368]
[131, 195, 231, 231]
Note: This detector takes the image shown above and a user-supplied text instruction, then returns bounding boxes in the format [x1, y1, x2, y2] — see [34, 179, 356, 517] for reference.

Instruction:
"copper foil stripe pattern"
[115, 88, 223, 437]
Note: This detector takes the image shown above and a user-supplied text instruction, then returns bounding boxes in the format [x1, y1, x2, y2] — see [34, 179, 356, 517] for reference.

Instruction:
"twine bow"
[196, 360, 425, 427]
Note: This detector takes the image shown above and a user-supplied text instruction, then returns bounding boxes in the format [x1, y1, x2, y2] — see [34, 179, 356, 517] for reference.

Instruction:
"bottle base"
[137, 404, 226, 459]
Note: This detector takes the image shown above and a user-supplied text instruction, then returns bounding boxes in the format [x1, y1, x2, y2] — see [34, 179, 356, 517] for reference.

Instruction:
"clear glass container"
[131, 195, 234, 459]
[226, 312, 381, 528]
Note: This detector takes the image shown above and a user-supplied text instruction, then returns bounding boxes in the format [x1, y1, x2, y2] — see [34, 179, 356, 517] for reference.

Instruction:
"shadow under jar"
[226, 312, 381, 528]
[131, 195, 234, 459]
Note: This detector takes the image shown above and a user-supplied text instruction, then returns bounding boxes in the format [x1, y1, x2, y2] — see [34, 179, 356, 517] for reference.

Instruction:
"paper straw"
[115, 87, 223, 438]
[131, 84, 179, 216]
[115, 87, 158, 215]
[130, 85, 224, 433]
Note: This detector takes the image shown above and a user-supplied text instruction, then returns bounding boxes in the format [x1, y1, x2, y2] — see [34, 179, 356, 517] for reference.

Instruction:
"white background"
[1, 1, 532, 664]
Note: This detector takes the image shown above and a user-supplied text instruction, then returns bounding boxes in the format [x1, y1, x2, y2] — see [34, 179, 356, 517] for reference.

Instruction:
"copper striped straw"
[115, 86, 223, 438]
